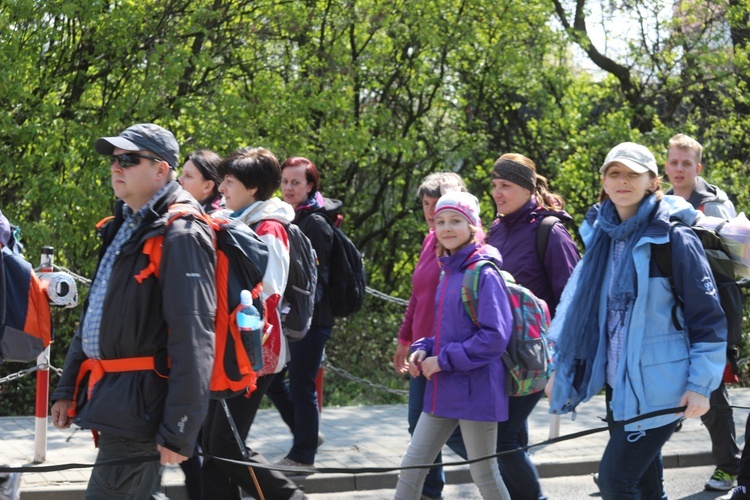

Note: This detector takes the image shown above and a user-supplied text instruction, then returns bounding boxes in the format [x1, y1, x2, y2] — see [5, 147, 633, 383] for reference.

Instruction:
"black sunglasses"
[110, 153, 164, 168]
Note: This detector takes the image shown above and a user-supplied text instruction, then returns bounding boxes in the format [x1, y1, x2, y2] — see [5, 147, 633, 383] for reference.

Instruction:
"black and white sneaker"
[719, 485, 750, 500]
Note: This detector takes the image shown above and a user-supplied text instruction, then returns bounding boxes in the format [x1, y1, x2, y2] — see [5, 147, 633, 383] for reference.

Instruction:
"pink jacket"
[397, 231, 441, 346]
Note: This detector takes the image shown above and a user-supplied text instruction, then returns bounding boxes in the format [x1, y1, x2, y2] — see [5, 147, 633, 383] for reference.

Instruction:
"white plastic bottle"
[237, 289, 263, 370]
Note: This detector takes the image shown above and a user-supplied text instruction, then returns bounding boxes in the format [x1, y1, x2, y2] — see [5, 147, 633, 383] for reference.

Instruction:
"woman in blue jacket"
[546, 142, 727, 499]
[395, 191, 512, 500]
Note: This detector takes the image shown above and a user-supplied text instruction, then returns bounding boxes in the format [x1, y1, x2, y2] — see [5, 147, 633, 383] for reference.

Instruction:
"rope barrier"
[323, 359, 409, 397]
[0, 405, 690, 475]
[0, 363, 61, 385]
[365, 286, 409, 307]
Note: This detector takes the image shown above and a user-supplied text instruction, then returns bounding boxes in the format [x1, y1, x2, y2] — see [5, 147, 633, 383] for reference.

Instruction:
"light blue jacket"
[548, 197, 727, 431]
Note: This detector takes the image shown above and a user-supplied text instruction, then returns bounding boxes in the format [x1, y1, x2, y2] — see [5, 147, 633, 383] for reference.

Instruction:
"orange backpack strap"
[68, 355, 167, 418]
[134, 235, 165, 283]
[95, 215, 115, 230]
[133, 203, 209, 283]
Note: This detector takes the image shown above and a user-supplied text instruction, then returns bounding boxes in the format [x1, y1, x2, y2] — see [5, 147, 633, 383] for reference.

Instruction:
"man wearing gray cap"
[50, 123, 216, 499]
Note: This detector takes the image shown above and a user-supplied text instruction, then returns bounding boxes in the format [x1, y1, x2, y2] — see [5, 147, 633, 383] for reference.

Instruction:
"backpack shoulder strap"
[651, 221, 684, 331]
[460, 259, 501, 326]
[536, 216, 561, 265]
[134, 203, 208, 284]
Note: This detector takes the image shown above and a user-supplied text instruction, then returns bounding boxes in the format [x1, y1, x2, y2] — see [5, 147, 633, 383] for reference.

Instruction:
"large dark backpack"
[652, 221, 744, 373]
[134, 204, 269, 399]
[280, 223, 317, 341]
[316, 199, 366, 317]
[461, 260, 552, 397]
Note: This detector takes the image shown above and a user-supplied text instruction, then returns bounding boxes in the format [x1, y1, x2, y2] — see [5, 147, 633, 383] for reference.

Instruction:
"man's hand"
[51, 399, 74, 429]
[679, 390, 710, 419]
[157, 444, 188, 466]
[393, 343, 410, 374]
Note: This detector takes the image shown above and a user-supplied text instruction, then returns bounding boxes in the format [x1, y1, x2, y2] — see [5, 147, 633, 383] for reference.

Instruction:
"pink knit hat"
[434, 191, 481, 227]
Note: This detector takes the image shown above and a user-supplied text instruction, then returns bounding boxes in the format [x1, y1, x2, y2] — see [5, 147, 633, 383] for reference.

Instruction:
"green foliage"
[4, 0, 750, 414]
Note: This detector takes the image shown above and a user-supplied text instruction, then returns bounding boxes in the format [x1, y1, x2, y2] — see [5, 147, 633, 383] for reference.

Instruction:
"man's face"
[109, 147, 165, 211]
[665, 146, 702, 193]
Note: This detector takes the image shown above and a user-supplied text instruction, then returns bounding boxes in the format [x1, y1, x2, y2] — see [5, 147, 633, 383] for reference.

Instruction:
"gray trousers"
[86, 433, 162, 499]
[395, 412, 510, 500]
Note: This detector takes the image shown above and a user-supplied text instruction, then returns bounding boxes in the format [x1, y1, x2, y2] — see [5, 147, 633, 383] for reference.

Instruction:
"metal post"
[34, 246, 54, 463]
[548, 414, 560, 440]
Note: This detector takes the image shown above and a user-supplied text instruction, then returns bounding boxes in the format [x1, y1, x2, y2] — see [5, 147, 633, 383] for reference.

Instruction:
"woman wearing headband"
[477, 153, 579, 500]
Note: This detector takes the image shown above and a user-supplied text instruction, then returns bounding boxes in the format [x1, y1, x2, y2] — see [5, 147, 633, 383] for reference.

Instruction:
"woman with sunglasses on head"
[179, 149, 224, 214]
[546, 142, 727, 498]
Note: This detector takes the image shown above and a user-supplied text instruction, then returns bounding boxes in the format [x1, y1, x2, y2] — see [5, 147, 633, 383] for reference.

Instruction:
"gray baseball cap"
[95, 123, 179, 168]
[600, 142, 658, 176]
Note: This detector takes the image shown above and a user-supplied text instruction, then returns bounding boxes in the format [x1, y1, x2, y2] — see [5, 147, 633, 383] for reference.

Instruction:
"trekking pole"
[219, 398, 265, 500]
[34, 246, 54, 463]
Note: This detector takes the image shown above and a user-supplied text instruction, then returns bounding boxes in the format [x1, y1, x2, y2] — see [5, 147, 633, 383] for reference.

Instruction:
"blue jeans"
[448, 391, 547, 500]
[266, 325, 331, 464]
[597, 386, 680, 500]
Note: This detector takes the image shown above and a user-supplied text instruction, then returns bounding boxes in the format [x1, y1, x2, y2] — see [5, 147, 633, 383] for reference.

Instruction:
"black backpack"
[318, 199, 366, 317]
[282, 223, 318, 341]
[253, 220, 317, 342]
[536, 215, 581, 264]
[652, 221, 744, 373]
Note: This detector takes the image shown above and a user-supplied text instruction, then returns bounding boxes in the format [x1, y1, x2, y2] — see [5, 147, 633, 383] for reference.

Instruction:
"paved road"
[8, 388, 750, 499]
[305, 465, 729, 499]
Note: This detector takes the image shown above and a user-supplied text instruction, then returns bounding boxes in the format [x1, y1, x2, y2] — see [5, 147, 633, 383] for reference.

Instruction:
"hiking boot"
[719, 485, 750, 500]
[706, 468, 737, 491]
[275, 457, 314, 476]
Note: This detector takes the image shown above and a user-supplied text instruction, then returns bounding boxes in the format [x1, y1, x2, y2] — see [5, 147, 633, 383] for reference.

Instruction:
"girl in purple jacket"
[394, 191, 512, 500]
[392, 172, 467, 500]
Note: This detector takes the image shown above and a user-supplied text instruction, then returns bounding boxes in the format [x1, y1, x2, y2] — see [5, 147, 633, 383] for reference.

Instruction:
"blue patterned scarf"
[555, 194, 657, 366]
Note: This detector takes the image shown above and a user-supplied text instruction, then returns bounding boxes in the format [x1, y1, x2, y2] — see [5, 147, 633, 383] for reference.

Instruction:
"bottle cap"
[240, 289, 252, 306]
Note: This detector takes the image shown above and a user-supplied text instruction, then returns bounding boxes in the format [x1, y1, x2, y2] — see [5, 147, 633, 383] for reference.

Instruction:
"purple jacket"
[397, 231, 440, 345]
[413, 243, 512, 422]
[485, 198, 579, 316]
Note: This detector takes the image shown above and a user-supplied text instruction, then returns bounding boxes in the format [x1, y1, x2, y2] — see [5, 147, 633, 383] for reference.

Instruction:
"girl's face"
[281, 165, 313, 208]
[219, 174, 257, 212]
[422, 195, 440, 230]
[435, 210, 472, 253]
[491, 178, 532, 216]
[178, 160, 214, 202]
[602, 163, 656, 220]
